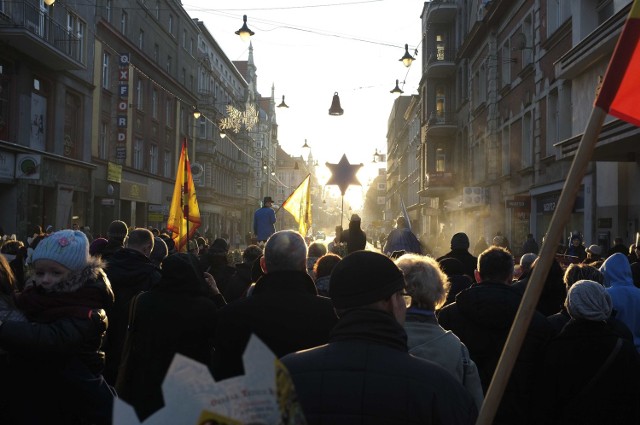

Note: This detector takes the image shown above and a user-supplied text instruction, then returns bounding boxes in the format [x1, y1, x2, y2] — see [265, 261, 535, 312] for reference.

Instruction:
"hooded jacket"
[600, 253, 640, 351]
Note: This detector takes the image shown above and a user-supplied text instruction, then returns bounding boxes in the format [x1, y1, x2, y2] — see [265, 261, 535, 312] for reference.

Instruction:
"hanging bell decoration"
[328, 92, 344, 116]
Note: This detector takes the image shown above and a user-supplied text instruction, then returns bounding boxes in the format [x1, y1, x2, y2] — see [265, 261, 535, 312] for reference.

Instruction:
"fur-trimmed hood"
[26, 255, 110, 295]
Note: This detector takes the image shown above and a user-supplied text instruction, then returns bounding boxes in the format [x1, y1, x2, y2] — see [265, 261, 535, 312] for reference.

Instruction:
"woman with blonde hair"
[395, 253, 484, 409]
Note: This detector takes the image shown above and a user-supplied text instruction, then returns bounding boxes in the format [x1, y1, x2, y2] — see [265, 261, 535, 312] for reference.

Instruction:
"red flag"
[594, 0, 640, 126]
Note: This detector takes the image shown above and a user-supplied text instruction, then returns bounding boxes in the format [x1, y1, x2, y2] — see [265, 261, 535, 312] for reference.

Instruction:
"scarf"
[15, 285, 105, 323]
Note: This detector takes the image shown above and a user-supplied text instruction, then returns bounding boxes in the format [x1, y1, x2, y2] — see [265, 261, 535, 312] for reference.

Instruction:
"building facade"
[0, 0, 98, 236]
[410, 0, 637, 256]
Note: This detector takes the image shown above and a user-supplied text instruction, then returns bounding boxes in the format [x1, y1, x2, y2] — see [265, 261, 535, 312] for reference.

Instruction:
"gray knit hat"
[566, 279, 612, 321]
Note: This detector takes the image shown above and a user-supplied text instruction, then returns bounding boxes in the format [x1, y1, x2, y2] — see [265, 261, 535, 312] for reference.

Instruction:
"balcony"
[425, 111, 457, 137]
[424, 0, 457, 24]
[419, 171, 456, 197]
[426, 47, 456, 78]
[0, 1, 84, 70]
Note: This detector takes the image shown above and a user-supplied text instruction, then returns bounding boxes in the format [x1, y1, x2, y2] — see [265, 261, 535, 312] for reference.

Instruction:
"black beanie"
[330, 251, 405, 309]
[107, 220, 128, 242]
[450, 232, 470, 250]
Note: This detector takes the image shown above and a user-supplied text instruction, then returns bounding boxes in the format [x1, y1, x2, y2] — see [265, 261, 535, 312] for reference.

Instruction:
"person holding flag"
[167, 140, 201, 252]
[383, 216, 422, 257]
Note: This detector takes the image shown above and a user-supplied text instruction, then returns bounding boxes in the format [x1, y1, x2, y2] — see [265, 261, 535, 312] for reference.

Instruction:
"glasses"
[401, 292, 412, 308]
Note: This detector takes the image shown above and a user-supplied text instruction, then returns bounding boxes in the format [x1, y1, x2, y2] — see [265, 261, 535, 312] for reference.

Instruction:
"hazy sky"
[183, 0, 423, 204]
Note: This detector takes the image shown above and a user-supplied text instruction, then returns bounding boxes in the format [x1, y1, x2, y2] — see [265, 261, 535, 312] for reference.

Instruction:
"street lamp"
[277, 95, 289, 108]
[44, 0, 55, 5]
[390, 79, 403, 96]
[235, 15, 255, 42]
[399, 43, 415, 67]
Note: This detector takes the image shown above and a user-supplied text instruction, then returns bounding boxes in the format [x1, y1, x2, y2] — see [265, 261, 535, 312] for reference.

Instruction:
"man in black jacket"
[103, 228, 161, 385]
[437, 232, 477, 282]
[438, 246, 554, 425]
[281, 251, 478, 425]
[213, 230, 338, 380]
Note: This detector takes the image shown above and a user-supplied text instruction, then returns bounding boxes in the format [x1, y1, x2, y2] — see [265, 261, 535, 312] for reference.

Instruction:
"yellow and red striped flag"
[282, 174, 312, 237]
[595, 0, 640, 126]
[167, 140, 201, 252]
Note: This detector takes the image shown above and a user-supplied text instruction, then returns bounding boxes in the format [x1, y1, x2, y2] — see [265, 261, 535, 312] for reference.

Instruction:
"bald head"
[263, 230, 308, 273]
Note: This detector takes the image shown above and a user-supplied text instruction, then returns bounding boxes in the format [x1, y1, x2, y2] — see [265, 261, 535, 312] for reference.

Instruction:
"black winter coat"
[103, 248, 161, 384]
[340, 221, 367, 253]
[281, 308, 478, 425]
[437, 249, 478, 282]
[534, 319, 640, 424]
[117, 269, 219, 421]
[213, 270, 338, 380]
[438, 282, 554, 425]
[0, 266, 114, 425]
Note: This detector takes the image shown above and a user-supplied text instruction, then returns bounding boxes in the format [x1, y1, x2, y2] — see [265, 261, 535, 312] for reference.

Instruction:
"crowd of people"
[0, 213, 639, 424]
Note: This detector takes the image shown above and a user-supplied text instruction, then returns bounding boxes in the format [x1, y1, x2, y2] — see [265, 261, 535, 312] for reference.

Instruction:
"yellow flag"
[167, 140, 201, 252]
[282, 174, 312, 237]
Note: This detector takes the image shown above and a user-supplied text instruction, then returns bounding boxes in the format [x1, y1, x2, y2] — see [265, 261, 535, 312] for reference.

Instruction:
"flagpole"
[476, 106, 607, 425]
[183, 138, 189, 252]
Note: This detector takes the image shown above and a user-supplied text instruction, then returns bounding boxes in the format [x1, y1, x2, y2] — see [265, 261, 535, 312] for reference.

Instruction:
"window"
[165, 98, 172, 126]
[155, 0, 160, 19]
[166, 55, 171, 73]
[136, 78, 143, 111]
[501, 125, 510, 176]
[133, 138, 143, 170]
[101, 52, 110, 89]
[522, 15, 533, 67]
[181, 67, 186, 85]
[435, 34, 445, 60]
[66, 11, 85, 63]
[151, 88, 158, 119]
[597, 0, 614, 25]
[522, 112, 532, 167]
[182, 30, 186, 48]
[190, 38, 194, 55]
[435, 85, 446, 122]
[149, 144, 158, 174]
[106, 0, 112, 22]
[153, 44, 159, 62]
[435, 147, 446, 172]
[547, 0, 570, 36]
[99, 121, 108, 159]
[120, 10, 127, 34]
[501, 41, 511, 87]
[138, 29, 144, 50]
[64, 92, 81, 159]
[168, 14, 173, 35]
[547, 89, 559, 156]
[163, 150, 172, 177]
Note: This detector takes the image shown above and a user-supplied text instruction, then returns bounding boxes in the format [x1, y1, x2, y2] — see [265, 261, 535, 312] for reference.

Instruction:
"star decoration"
[325, 154, 363, 195]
